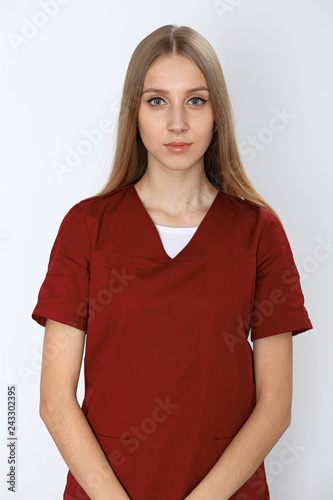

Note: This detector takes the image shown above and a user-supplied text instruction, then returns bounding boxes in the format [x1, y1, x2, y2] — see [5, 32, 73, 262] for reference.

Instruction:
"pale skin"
[40, 319, 131, 500]
[39, 54, 293, 499]
[184, 331, 292, 499]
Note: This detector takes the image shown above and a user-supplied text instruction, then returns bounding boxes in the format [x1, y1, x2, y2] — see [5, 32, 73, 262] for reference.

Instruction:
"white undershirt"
[155, 223, 199, 259]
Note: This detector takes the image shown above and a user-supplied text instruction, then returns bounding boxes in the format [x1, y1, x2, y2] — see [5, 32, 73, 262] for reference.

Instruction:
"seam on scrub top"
[79, 202, 93, 257]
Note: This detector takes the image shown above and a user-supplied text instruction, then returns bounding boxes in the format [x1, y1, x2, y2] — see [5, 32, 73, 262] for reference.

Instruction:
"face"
[137, 54, 215, 174]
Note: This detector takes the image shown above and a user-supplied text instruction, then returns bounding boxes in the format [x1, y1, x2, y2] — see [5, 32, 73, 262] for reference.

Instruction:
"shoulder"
[67, 184, 132, 219]
[55, 185, 132, 243]
[218, 189, 279, 231]
[76, 184, 131, 211]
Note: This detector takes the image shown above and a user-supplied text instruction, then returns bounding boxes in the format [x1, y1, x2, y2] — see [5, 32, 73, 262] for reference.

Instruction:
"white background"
[1, 0, 332, 498]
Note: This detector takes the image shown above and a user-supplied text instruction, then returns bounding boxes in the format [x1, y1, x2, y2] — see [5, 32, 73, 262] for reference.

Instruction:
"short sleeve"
[31, 202, 91, 332]
[250, 209, 313, 341]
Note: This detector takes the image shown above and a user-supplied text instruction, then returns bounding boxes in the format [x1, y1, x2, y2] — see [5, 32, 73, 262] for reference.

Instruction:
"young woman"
[32, 24, 313, 500]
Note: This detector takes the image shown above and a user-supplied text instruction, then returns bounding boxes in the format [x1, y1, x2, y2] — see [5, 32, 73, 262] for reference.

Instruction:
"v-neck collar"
[130, 183, 221, 262]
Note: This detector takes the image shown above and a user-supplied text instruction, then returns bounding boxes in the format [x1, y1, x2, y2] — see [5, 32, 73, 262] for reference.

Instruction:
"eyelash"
[146, 96, 207, 107]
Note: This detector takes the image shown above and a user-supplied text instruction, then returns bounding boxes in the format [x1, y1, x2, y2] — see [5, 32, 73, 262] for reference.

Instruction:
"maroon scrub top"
[32, 183, 313, 500]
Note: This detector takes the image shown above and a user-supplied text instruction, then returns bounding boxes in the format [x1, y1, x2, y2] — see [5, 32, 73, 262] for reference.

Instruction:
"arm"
[39, 318, 131, 500]
[184, 331, 293, 500]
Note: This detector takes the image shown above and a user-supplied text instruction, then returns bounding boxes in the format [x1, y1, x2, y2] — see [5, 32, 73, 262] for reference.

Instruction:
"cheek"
[138, 126, 161, 154]
[139, 119, 156, 137]
[137, 104, 152, 131]
[138, 116, 162, 147]
[192, 121, 214, 144]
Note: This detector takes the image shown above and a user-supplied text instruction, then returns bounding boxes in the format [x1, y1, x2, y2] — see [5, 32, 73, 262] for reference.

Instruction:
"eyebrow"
[141, 86, 210, 96]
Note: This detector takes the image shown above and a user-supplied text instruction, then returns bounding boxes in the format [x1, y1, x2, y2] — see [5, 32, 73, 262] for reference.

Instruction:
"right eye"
[146, 97, 165, 107]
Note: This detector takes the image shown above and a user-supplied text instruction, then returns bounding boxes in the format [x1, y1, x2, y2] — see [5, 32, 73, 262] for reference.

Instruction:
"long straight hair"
[95, 24, 281, 220]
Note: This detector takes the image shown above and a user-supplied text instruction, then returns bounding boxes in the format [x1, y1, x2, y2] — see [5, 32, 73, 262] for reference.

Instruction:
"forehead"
[144, 54, 207, 86]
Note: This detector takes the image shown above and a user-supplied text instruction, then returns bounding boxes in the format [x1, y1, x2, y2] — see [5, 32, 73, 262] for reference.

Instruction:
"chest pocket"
[101, 254, 248, 314]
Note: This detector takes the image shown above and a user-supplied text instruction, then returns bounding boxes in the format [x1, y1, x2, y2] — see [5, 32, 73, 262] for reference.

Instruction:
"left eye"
[147, 97, 207, 107]
[189, 97, 207, 106]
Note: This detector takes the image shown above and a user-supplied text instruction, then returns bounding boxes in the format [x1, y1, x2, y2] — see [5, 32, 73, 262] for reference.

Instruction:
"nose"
[167, 103, 189, 133]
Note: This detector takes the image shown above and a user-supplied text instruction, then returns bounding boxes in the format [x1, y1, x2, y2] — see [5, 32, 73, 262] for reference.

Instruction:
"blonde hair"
[95, 24, 280, 220]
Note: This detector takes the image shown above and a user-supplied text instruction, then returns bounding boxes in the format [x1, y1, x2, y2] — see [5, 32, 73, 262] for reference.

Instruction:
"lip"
[165, 142, 191, 152]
